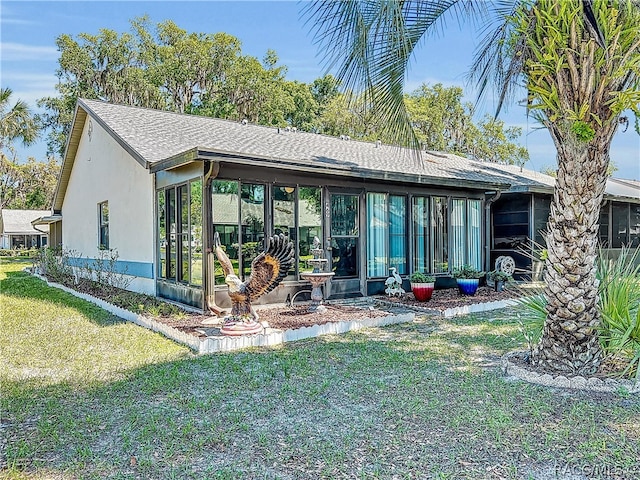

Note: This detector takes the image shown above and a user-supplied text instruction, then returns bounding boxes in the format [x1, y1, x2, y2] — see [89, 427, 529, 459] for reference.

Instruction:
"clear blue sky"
[2, 0, 638, 179]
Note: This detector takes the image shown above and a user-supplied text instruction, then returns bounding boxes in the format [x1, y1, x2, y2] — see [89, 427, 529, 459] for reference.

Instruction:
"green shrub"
[110, 291, 184, 318]
[410, 272, 435, 283]
[597, 247, 640, 379]
[516, 246, 640, 379]
[487, 270, 513, 282]
[34, 245, 187, 320]
[0, 247, 39, 258]
[76, 248, 132, 294]
[35, 246, 74, 284]
[515, 291, 546, 351]
[452, 265, 484, 279]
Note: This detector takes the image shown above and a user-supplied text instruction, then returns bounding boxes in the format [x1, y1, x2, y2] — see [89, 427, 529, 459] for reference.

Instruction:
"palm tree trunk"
[531, 126, 612, 375]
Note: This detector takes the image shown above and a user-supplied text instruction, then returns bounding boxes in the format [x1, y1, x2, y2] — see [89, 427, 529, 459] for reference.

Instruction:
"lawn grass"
[1, 259, 639, 479]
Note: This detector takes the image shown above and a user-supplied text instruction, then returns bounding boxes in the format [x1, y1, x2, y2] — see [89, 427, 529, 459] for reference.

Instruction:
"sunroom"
[153, 158, 503, 310]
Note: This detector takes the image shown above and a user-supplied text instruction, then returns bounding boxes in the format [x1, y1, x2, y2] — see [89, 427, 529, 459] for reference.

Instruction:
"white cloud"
[1, 72, 58, 107]
[1, 17, 37, 26]
[1, 42, 58, 61]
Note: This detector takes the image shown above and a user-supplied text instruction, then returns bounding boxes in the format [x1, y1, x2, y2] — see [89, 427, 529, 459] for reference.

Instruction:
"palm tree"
[305, 0, 640, 375]
[0, 87, 40, 153]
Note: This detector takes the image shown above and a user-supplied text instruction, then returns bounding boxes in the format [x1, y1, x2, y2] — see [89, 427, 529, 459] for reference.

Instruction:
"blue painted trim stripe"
[67, 257, 154, 279]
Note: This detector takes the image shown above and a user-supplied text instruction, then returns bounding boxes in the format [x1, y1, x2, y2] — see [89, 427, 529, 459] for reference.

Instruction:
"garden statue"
[214, 231, 294, 335]
[384, 267, 405, 297]
[494, 255, 516, 276]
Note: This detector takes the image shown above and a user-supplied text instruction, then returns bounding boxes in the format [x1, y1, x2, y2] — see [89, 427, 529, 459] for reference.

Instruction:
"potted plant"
[487, 270, 512, 292]
[452, 265, 484, 296]
[410, 272, 436, 301]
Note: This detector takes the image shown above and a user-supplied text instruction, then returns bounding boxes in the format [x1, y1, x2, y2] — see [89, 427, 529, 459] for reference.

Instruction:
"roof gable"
[1, 209, 51, 234]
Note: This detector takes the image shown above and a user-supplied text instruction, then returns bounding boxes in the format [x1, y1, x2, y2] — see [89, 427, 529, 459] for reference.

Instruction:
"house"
[0, 209, 49, 249]
[40, 98, 516, 310]
[41, 99, 638, 311]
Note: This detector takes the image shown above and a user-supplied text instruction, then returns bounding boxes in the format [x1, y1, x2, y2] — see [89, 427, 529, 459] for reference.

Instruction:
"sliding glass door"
[329, 191, 363, 297]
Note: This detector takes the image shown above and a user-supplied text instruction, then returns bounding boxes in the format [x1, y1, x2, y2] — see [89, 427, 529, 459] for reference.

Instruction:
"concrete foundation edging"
[440, 298, 519, 317]
[199, 313, 415, 354]
[33, 272, 414, 354]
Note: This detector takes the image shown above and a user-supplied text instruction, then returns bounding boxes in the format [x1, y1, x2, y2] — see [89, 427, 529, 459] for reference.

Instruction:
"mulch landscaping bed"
[38, 270, 522, 339]
[153, 304, 392, 338]
[134, 287, 523, 338]
[112, 287, 523, 339]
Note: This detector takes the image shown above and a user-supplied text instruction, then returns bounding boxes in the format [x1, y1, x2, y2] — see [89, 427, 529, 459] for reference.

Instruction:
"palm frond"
[303, 0, 481, 149]
[466, 0, 530, 117]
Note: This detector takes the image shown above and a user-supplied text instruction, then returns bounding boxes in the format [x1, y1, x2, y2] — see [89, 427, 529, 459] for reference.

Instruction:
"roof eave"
[506, 184, 640, 204]
[505, 185, 554, 195]
[32, 214, 63, 226]
[150, 147, 509, 191]
[52, 105, 87, 212]
[149, 147, 200, 173]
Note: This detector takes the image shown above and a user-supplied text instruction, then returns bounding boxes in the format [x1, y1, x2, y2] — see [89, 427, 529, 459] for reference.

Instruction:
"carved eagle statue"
[214, 231, 295, 322]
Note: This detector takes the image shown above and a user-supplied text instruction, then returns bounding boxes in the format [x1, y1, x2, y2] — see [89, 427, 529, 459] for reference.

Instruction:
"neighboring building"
[0, 209, 50, 249]
[477, 164, 640, 276]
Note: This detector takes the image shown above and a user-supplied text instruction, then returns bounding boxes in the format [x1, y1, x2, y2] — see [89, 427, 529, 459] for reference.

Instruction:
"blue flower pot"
[457, 278, 479, 296]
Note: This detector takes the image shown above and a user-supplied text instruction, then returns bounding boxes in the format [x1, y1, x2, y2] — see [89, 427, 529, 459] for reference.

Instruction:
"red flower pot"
[411, 282, 434, 302]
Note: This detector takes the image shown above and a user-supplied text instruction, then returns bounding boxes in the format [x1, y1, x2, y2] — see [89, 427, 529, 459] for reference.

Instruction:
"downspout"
[203, 160, 225, 315]
[484, 190, 502, 272]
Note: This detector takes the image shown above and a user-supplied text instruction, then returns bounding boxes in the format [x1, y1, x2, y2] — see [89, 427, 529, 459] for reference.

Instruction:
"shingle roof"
[78, 99, 510, 189]
[56, 99, 638, 209]
[468, 162, 639, 203]
[1, 209, 50, 234]
[461, 162, 556, 191]
[606, 178, 640, 201]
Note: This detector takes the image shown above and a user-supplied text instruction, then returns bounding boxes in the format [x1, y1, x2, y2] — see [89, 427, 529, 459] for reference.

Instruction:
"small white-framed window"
[98, 201, 109, 249]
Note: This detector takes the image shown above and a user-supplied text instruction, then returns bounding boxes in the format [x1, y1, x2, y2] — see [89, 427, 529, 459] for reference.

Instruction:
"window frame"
[156, 181, 202, 286]
[210, 181, 323, 284]
[366, 192, 408, 278]
[98, 201, 109, 250]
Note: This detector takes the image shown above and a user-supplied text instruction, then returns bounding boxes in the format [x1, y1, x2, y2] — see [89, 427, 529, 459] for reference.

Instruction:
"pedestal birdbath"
[300, 237, 334, 312]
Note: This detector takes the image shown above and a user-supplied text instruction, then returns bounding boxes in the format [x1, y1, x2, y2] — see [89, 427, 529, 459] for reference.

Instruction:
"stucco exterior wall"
[61, 117, 155, 294]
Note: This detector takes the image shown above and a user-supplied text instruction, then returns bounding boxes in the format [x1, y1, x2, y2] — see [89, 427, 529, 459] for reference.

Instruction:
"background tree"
[282, 80, 320, 131]
[0, 88, 39, 154]
[0, 88, 52, 210]
[38, 26, 163, 157]
[305, 0, 640, 375]
[404, 83, 529, 164]
[472, 116, 529, 165]
[404, 83, 472, 153]
[133, 18, 242, 114]
[0, 153, 21, 210]
[317, 91, 384, 139]
[310, 75, 341, 111]
[40, 18, 324, 154]
[39, 16, 530, 164]
[0, 157, 60, 210]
